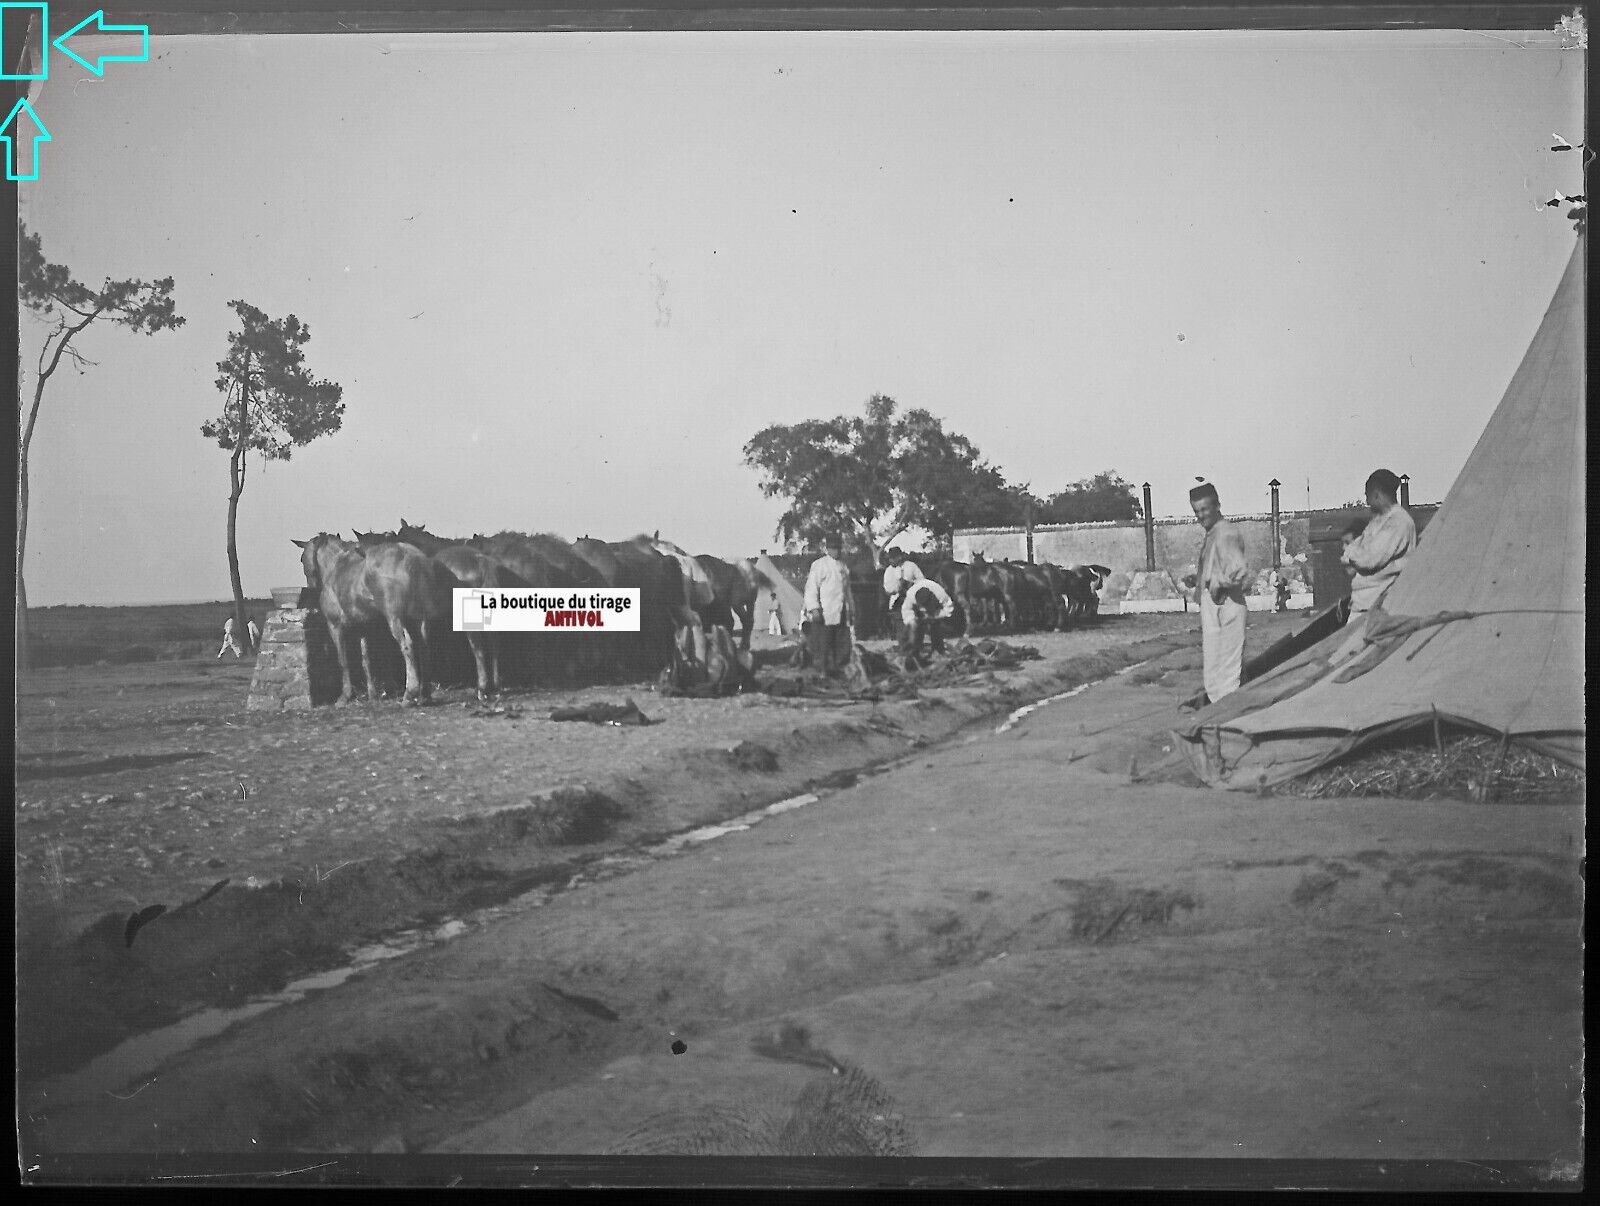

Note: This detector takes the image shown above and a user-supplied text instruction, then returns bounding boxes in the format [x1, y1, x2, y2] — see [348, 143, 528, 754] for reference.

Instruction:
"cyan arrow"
[53, 9, 150, 75]
[1, 97, 50, 181]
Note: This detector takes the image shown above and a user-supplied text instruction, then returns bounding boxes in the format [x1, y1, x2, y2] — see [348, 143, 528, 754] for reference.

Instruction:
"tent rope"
[1349, 606, 1584, 672]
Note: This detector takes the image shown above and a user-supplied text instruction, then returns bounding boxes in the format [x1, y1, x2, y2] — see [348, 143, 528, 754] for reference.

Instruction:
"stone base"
[247, 607, 343, 711]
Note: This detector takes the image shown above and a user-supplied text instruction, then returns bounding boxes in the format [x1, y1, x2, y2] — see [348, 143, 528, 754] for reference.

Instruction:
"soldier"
[1190, 482, 1250, 702]
[901, 579, 957, 661]
[803, 533, 855, 676]
[880, 548, 924, 638]
[216, 615, 242, 659]
[1341, 469, 1416, 612]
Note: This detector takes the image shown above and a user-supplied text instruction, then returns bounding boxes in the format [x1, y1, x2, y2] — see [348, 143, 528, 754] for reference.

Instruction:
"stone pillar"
[1268, 478, 1282, 568]
[1141, 483, 1156, 572]
[247, 606, 341, 711]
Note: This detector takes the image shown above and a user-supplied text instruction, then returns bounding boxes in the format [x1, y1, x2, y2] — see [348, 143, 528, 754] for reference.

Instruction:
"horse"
[935, 561, 973, 637]
[292, 533, 451, 705]
[635, 534, 717, 621]
[467, 530, 591, 684]
[574, 536, 701, 677]
[1013, 561, 1061, 631]
[967, 552, 1015, 631]
[694, 554, 762, 650]
[1071, 564, 1111, 620]
[1047, 563, 1109, 624]
[1037, 562, 1074, 629]
[354, 527, 502, 699]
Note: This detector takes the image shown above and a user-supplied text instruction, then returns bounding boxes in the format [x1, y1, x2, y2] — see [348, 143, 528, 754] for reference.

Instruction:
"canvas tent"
[1177, 238, 1585, 789]
[751, 553, 807, 635]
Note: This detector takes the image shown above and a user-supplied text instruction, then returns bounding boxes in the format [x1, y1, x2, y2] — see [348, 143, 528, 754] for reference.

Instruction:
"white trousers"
[1200, 590, 1247, 701]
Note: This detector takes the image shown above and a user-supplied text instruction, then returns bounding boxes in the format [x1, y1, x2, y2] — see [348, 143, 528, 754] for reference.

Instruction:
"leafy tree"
[744, 394, 1030, 563]
[891, 408, 1036, 550]
[1036, 471, 1143, 524]
[202, 301, 344, 648]
[16, 224, 184, 670]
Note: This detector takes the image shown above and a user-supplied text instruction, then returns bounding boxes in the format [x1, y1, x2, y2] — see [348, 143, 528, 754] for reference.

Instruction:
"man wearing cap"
[1341, 468, 1416, 612]
[1190, 482, 1251, 702]
[803, 533, 855, 676]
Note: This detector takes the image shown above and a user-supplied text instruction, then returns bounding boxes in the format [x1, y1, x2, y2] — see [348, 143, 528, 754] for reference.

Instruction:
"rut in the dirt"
[608, 1023, 917, 1156]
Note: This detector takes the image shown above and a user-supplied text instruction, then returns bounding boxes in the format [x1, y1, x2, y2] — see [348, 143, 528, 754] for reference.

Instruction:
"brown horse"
[354, 527, 502, 699]
[293, 533, 452, 705]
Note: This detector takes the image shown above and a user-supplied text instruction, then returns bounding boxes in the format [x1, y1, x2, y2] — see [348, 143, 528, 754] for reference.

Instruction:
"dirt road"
[19, 616, 1582, 1169]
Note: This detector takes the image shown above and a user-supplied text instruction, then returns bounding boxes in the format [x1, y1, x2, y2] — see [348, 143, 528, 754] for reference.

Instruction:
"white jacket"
[803, 555, 853, 625]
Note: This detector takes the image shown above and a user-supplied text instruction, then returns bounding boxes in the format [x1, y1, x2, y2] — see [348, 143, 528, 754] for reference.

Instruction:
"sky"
[16, 25, 1585, 606]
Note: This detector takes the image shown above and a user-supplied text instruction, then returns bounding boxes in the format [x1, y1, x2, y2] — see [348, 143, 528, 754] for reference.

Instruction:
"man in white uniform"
[803, 533, 855, 676]
[217, 615, 241, 659]
[1341, 469, 1417, 613]
[1190, 482, 1251, 703]
[880, 549, 924, 639]
[901, 578, 956, 660]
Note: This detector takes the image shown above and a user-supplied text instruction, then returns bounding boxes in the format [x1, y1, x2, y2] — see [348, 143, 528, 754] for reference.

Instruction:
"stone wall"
[247, 608, 343, 711]
[955, 515, 1315, 608]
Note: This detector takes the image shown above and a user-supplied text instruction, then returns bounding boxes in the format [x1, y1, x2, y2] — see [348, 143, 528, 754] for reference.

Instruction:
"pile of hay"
[754, 637, 1041, 700]
[1271, 730, 1584, 804]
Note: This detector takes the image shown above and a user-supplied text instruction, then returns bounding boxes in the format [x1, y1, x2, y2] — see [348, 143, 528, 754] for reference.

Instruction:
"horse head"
[291, 532, 350, 590]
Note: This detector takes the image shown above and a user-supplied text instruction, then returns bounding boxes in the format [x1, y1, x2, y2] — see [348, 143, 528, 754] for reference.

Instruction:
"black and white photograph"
[12, 0, 1585, 1188]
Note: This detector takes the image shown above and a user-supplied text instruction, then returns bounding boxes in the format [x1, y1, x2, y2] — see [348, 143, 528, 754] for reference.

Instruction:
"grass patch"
[1069, 880, 1198, 943]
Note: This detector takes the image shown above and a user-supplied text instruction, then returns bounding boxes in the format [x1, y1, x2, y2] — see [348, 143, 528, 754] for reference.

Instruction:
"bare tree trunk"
[18, 313, 100, 673]
[17, 451, 31, 673]
[227, 450, 247, 650]
[226, 366, 251, 653]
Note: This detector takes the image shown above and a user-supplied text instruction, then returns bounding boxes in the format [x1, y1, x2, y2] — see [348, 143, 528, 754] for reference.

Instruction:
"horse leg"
[419, 618, 437, 700]
[467, 632, 492, 701]
[331, 625, 357, 704]
[360, 635, 380, 702]
[415, 621, 433, 701]
[392, 618, 423, 704]
[737, 602, 754, 652]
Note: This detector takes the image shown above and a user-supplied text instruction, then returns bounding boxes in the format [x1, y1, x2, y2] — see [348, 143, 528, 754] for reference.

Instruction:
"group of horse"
[293, 522, 766, 705]
[918, 552, 1111, 635]
[290, 522, 1115, 706]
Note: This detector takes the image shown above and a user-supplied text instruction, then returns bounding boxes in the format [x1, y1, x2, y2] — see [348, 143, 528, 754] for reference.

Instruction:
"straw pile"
[1271, 729, 1584, 804]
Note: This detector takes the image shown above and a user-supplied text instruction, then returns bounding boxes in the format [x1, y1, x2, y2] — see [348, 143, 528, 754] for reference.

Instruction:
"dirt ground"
[15, 616, 1194, 1086]
[16, 611, 1584, 1177]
